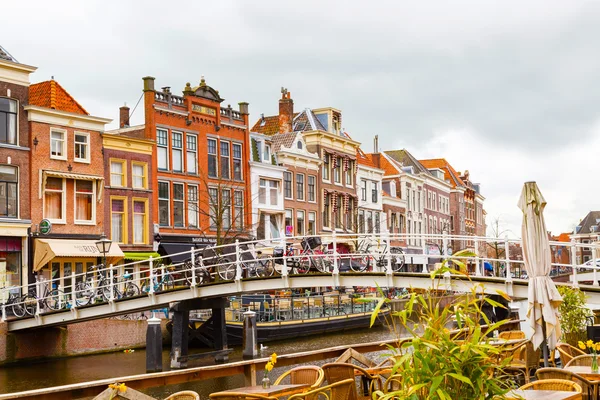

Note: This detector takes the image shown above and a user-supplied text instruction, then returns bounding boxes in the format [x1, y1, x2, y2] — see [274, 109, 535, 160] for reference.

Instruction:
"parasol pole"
[541, 312, 549, 367]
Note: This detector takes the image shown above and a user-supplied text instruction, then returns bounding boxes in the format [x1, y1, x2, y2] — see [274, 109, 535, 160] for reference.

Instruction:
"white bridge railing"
[1, 232, 598, 323]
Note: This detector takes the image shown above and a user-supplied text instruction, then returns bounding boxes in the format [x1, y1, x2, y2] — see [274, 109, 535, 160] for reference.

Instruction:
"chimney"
[374, 135, 379, 154]
[238, 102, 249, 115]
[119, 103, 130, 128]
[278, 87, 293, 133]
[142, 76, 155, 92]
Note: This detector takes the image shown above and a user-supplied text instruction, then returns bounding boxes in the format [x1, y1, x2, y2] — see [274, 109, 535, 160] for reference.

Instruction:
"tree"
[486, 217, 511, 276]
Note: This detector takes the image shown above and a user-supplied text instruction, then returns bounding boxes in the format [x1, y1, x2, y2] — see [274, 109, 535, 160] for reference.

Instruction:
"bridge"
[3, 232, 600, 332]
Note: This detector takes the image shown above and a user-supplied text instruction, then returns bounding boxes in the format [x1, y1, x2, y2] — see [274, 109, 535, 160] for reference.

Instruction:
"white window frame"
[296, 173, 305, 201]
[207, 137, 218, 178]
[73, 132, 90, 163]
[308, 211, 316, 235]
[172, 131, 183, 173]
[158, 181, 170, 227]
[0, 97, 18, 146]
[187, 185, 199, 228]
[44, 177, 66, 224]
[233, 142, 243, 180]
[157, 129, 169, 171]
[308, 175, 316, 203]
[50, 128, 67, 160]
[73, 179, 96, 225]
[186, 134, 198, 175]
[296, 210, 305, 236]
[173, 182, 185, 228]
[284, 172, 293, 200]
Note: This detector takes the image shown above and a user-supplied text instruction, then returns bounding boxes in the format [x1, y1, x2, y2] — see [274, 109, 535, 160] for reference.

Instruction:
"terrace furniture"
[566, 355, 594, 368]
[274, 366, 324, 390]
[503, 341, 541, 384]
[536, 367, 596, 400]
[288, 378, 355, 400]
[322, 362, 383, 400]
[505, 389, 583, 399]
[557, 343, 587, 367]
[209, 393, 277, 400]
[520, 379, 582, 393]
[209, 384, 310, 399]
[164, 391, 200, 400]
[384, 374, 403, 393]
[499, 330, 526, 340]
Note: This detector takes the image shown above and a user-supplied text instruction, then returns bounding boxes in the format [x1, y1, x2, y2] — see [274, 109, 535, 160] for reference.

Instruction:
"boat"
[185, 292, 391, 346]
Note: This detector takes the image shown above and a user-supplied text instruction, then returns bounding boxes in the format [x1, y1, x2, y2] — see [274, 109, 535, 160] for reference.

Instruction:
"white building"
[356, 150, 385, 234]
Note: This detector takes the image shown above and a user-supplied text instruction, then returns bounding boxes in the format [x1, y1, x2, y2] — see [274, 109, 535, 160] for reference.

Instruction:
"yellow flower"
[587, 340, 594, 349]
[270, 353, 277, 364]
[265, 361, 274, 372]
[579, 341, 587, 350]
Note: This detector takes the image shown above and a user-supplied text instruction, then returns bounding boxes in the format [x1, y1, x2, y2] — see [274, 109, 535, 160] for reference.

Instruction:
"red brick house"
[25, 79, 118, 294]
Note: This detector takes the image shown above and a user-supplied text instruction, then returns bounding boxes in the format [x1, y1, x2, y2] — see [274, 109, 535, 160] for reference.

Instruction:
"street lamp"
[95, 235, 112, 268]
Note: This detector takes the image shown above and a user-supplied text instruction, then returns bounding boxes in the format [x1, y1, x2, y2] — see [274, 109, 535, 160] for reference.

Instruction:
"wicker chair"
[274, 366, 324, 390]
[520, 379, 582, 393]
[288, 378, 355, 400]
[165, 391, 200, 400]
[503, 341, 541, 384]
[536, 367, 596, 400]
[209, 394, 278, 400]
[384, 374, 403, 393]
[565, 354, 594, 367]
[322, 363, 383, 400]
[557, 343, 587, 366]
[498, 330, 526, 340]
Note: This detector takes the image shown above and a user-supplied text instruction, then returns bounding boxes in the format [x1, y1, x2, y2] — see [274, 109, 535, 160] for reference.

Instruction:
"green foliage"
[557, 286, 593, 335]
[371, 254, 514, 400]
[251, 138, 260, 162]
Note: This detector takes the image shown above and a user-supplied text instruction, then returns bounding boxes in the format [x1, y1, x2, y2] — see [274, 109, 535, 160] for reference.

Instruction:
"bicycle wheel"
[161, 273, 175, 291]
[310, 250, 328, 273]
[295, 256, 312, 274]
[184, 260, 210, 285]
[124, 282, 140, 298]
[256, 255, 275, 277]
[10, 296, 26, 318]
[100, 279, 114, 301]
[22, 294, 38, 316]
[74, 281, 92, 306]
[217, 258, 236, 280]
[46, 289, 66, 310]
[391, 248, 405, 272]
[350, 254, 370, 272]
[140, 280, 151, 294]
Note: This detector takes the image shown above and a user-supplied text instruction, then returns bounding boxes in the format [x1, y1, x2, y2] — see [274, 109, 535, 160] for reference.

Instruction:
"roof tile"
[29, 80, 89, 115]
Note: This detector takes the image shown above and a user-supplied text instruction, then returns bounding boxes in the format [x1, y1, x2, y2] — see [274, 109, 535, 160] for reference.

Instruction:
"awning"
[124, 252, 160, 261]
[158, 242, 201, 264]
[41, 170, 104, 202]
[34, 239, 124, 271]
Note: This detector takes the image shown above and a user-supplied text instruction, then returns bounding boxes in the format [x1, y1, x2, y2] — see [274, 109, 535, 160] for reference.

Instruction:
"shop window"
[187, 185, 198, 228]
[233, 143, 242, 180]
[75, 180, 94, 224]
[0, 237, 22, 287]
[173, 183, 184, 227]
[0, 165, 17, 218]
[285, 209, 293, 236]
[74, 132, 90, 163]
[0, 98, 17, 145]
[157, 129, 169, 170]
[186, 134, 197, 174]
[133, 199, 147, 244]
[158, 181, 170, 226]
[111, 197, 127, 243]
[50, 129, 66, 159]
[132, 162, 147, 189]
[44, 177, 64, 222]
[110, 159, 126, 187]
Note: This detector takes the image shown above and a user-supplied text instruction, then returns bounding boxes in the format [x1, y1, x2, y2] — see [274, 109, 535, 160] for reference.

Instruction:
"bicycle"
[21, 281, 67, 316]
[74, 264, 136, 305]
[0, 287, 26, 318]
[350, 237, 405, 272]
[141, 264, 175, 293]
[298, 237, 331, 274]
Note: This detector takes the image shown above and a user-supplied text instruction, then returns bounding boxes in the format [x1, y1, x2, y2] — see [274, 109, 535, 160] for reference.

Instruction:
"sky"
[2, 0, 599, 238]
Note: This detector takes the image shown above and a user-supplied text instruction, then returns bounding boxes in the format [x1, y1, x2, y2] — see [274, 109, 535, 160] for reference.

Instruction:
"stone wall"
[0, 317, 169, 366]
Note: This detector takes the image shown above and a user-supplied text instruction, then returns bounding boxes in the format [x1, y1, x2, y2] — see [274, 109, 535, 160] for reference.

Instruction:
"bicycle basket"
[273, 247, 284, 264]
[304, 236, 322, 250]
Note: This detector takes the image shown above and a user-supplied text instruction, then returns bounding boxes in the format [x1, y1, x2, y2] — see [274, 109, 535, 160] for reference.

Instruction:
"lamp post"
[95, 235, 112, 268]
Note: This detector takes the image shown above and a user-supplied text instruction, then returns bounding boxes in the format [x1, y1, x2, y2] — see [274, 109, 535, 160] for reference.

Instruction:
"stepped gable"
[29, 79, 89, 115]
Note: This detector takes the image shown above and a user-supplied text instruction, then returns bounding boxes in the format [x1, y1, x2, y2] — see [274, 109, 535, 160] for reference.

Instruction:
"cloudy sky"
[3, 0, 599, 237]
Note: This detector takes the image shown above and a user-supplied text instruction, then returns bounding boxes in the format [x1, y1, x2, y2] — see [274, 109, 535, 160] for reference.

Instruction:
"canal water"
[0, 324, 395, 398]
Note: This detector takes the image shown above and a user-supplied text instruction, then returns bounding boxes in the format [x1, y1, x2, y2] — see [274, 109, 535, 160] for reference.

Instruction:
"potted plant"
[557, 286, 593, 347]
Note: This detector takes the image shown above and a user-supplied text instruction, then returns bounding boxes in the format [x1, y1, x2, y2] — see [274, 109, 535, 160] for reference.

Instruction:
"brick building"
[141, 77, 252, 258]
[570, 211, 600, 265]
[103, 107, 155, 271]
[0, 46, 36, 289]
[25, 79, 120, 294]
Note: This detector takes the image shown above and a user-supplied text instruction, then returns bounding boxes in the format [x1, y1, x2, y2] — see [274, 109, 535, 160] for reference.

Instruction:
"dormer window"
[297, 141, 303, 150]
[390, 181, 396, 198]
[264, 144, 271, 162]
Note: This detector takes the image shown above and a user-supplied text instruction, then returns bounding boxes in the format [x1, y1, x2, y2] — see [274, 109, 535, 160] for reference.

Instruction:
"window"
[345, 161, 353, 186]
[50, 129, 66, 159]
[296, 210, 305, 236]
[284, 172, 292, 199]
[334, 157, 341, 183]
[132, 162, 147, 189]
[173, 183, 184, 227]
[372, 182, 378, 203]
[361, 180, 367, 201]
[285, 209, 293, 235]
[209, 188, 218, 229]
[259, 179, 279, 206]
[74, 180, 94, 223]
[208, 138, 217, 178]
[258, 214, 281, 240]
[258, 179, 267, 204]
[186, 134, 197, 174]
[158, 182, 170, 226]
[0, 98, 17, 145]
[264, 144, 271, 162]
[110, 160, 126, 187]
[296, 174, 304, 201]
[222, 189, 231, 229]
[111, 198, 126, 243]
[308, 176, 316, 202]
[234, 191, 243, 229]
[74, 133, 89, 162]
[323, 194, 330, 228]
[44, 177, 64, 221]
[308, 212, 316, 235]
[133, 199, 147, 244]
[157, 129, 169, 170]
[335, 195, 343, 229]
[375, 212, 380, 234]
[390, 181, 396, 198]
[233, 143, 243, 180]
[172, 131, 183, 172]
[323, 153, 330, 181]
[220, 141, 230, 179]
[297, 141, 303, 150]
[358, 210, 365, 233]
[367, 211, 373, 233]
[187, 185, 198, 228]
[0, 166, 17, 218]
[345, 198, 354, 229]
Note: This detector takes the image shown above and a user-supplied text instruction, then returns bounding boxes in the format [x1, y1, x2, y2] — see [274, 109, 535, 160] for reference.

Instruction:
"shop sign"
[192, 104, 216, 116]
[39, 219, 52, 235]
[285, 225, 294, 237]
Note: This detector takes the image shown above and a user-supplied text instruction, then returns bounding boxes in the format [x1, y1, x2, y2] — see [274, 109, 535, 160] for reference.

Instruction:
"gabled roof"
[270, 131, 299, 153]
[0, 45, 17, 63]
[555, 232, 571, 242]
[357, 148, 377, 169]
[385, 149, 431, 176]
[292, 108, 327, 132]
[365, 153, 404, 176]
[419, 158, 466, 188]
[574, 211, 600, 235]
[251, 115, 280, 135]
[29, 80, 89, 115]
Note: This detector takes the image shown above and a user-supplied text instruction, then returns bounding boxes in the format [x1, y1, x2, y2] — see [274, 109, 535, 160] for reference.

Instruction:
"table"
[504, 389, 581, 399]
[504, 390, 581, 399]
[211, 383, 310, 398]
[565, 365, 600, 380]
